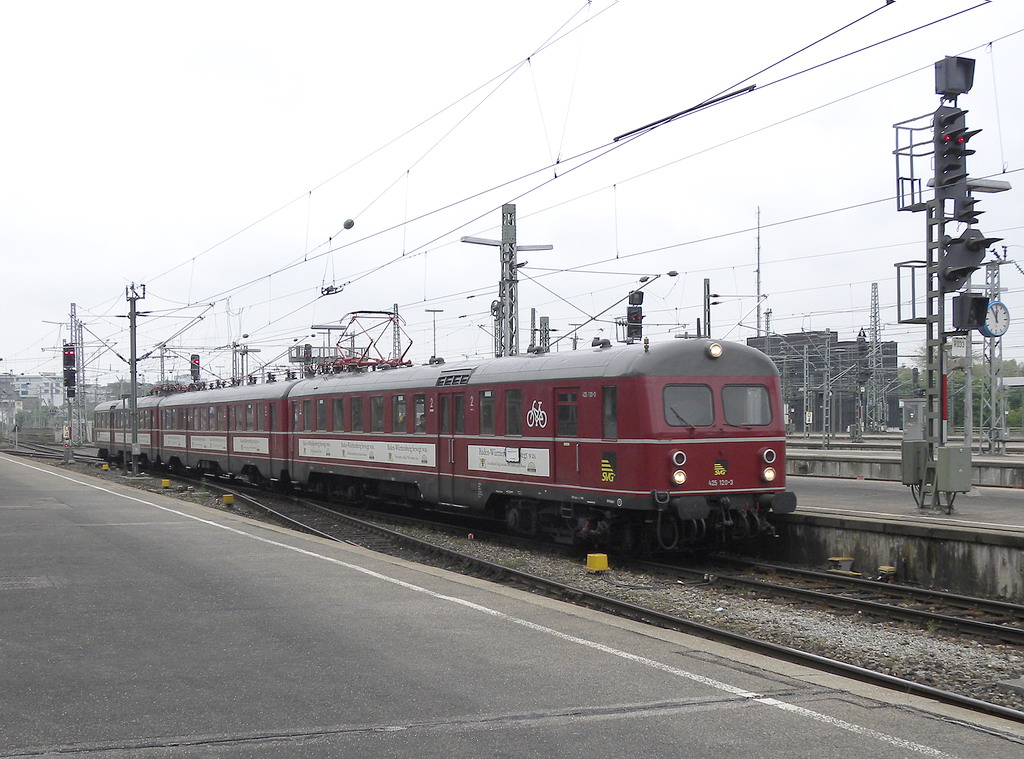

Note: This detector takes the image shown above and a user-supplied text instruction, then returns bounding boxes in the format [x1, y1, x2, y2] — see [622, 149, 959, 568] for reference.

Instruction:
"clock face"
[981, 301, 1010, 338]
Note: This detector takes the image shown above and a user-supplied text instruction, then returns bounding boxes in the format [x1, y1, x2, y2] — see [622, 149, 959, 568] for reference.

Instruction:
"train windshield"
[663, 384, 713, 427]
[722, 384, 772, 426]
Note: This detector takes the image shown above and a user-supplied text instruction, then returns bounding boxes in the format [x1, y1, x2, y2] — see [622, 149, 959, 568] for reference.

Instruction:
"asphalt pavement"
[2, 453, 1023, 758]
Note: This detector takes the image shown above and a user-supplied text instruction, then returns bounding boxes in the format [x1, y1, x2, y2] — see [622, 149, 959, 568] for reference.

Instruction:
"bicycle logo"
[525, 400, 548, 428]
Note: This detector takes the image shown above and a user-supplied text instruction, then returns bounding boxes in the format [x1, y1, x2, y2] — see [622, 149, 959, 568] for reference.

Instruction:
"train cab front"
[648, 346, 797, 550]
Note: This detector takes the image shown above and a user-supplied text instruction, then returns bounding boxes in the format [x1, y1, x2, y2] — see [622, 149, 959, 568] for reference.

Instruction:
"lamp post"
[426, 309, 444, 363]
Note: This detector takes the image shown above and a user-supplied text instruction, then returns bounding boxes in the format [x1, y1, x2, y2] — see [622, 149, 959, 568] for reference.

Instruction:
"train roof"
[93, 339, 777, 411]
[156, 380, 298, 407]
[93, 379, 299, 412]
[289, 338, 777, 398]
[94, 395, 164, 412]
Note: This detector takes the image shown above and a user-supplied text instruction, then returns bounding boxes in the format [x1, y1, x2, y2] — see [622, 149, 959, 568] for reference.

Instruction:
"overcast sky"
[2, 0, 1023, 385]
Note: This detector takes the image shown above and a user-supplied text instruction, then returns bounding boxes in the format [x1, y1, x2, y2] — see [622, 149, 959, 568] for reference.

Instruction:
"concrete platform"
[2, 453, 1024, 758]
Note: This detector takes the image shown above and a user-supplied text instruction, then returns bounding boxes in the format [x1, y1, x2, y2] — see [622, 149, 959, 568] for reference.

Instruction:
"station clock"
[979, 300, 1010, 338]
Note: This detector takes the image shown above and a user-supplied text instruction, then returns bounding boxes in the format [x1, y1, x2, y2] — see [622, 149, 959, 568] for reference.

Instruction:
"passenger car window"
[556, 390, 578, 436]
[371, 396, 385, 432]
[351, 397, 364, 432]
[663, 385, 713, 427]
[479, 390, 495, 435]
[393, 394, 407, 432]
[413, 394, 426, 433]
[333, 398, 344, 431]
[505, 389, 522, 436]
[602, 386, 617, 439]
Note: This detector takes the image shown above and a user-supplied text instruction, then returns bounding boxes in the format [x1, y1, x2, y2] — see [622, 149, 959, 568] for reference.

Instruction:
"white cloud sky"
[2, 0, 1022, 384]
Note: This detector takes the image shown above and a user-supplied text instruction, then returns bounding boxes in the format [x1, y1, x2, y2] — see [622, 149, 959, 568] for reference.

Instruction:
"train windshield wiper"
[669, 408, 695, 428]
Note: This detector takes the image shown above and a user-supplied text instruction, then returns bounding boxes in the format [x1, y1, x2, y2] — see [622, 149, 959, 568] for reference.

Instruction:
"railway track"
[0, 442, 104, 463]
[634, 557, 1024, 647]
[178, 477, 1024, 724]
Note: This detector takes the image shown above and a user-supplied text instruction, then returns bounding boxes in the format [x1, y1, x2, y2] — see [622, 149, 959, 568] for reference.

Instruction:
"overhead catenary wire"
[176, 5, 972, 310]
[188, 16, 1023, 320]
[139, 1, 613, 290]
[73, 3, 1021, 377]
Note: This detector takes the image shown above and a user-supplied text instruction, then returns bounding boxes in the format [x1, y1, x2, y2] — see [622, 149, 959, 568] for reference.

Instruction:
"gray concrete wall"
[788, 452, 1024, 488]
[759, 513, 1024, 603]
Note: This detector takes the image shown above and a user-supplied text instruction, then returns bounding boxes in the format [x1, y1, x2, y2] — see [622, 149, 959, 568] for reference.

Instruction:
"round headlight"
[762, 448, 777, 464]
[672, 450, 687, 467]
[671, 470, 687, 486]
[706, 342, 724, 359]
[761, 466, 777, 483]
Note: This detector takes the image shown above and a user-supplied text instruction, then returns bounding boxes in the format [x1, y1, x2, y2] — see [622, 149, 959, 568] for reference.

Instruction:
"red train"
[94, 338, 795, 552]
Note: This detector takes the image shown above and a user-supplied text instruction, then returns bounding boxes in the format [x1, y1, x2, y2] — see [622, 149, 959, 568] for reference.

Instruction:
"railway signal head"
[626, 305, 643, 340]
[63, 344, 77, 393]
[190, 354, 201, 381]
[939, 228, 1002, 292]
[933, 105, 975, 195]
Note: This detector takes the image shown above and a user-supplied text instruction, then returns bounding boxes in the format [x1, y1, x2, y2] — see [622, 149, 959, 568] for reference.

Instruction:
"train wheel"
[505, 504, 523, 532]
[504, 502, 536, 535]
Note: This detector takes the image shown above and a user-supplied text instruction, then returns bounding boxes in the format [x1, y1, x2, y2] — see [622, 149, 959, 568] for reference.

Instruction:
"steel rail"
[634, 558, 1024, 646]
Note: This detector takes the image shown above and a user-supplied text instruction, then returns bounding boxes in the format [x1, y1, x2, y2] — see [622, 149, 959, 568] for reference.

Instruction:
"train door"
[437, 391, 465, 505]
[553, 386, 581, 487]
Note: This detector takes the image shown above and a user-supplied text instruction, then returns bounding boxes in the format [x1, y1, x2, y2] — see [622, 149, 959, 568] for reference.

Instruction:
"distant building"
[0, 373, 65, 436]
[4, 373, 63, 406]
[746, 331, 900, 434]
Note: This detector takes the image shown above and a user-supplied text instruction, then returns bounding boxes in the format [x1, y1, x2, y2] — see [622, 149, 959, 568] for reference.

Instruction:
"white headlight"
[672, 470, 687, 486]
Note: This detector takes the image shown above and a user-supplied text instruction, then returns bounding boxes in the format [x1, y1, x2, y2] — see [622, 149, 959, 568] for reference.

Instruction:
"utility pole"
[802, 345, 810, 439]
[755, 206, 762, 337]
[126, 284, 145, 477]
[70, 303, 86, 445]
[822, 331, 832, 449]
[461, 203, 553, 357]
[866, 283, 885, 432]
[426, 309, 444, 362]
[392, 303, 402, 362]
[232, 343, 261, 381]
[980, 258, 1009, 452]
